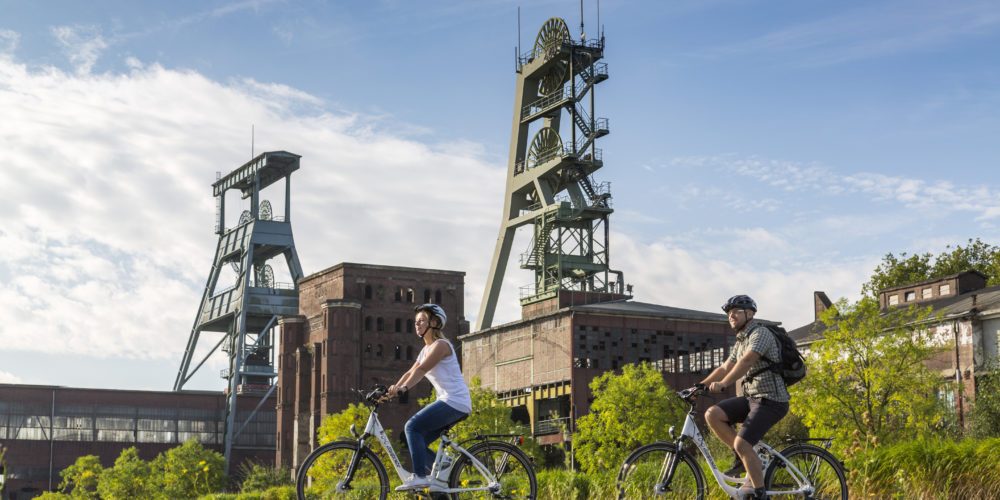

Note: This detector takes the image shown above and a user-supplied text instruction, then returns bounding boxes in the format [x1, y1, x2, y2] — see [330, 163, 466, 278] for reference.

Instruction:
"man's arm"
[701, 359, 735, 387]
[714, 350, 761, 391]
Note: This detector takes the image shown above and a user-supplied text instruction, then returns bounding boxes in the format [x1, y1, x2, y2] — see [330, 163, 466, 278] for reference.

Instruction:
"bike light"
[668, 426, 676, 439]
[517, 436, 524, 445]
[350, 424, 359, 438]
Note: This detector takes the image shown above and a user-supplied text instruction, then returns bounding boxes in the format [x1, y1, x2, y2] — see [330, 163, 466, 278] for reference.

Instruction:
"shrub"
[237, 461, 291, 492]
[151, 439, 227, 499]
[97, 447, 153, 499]
[58, 454, 102, 498]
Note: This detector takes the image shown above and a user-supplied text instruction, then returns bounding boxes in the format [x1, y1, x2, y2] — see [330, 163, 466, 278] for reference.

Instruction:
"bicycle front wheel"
[449, 440, 537, 498]
[764, 444, 847, 500]
[617, 442, 705, 500]
[295, 440, 389, 500]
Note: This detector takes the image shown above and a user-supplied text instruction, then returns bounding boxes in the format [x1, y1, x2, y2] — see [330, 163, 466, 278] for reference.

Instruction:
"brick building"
[460, 292, 741, 445]
[275, 263, 469, 471]
[789, 271, 1000, 426]
[0, 384, 274, 499]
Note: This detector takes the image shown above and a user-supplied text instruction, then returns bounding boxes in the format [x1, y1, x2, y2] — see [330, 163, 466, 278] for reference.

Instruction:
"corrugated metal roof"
[570, 300, 728, 322]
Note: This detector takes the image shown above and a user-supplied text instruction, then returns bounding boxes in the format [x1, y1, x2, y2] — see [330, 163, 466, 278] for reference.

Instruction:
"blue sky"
[1, 0, 999, 391]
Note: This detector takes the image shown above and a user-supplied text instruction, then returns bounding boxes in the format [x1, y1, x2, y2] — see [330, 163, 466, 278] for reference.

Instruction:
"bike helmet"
[722, 295, 757, 313]
[414, 303, 447, 329]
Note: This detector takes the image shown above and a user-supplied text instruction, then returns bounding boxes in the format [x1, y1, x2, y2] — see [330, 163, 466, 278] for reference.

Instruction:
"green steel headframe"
[175, 151, 304, 471]
[477, 17, 626, 331]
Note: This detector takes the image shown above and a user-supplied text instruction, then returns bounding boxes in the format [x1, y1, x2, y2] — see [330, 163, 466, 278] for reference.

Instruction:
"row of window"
[363, 285, 444, 304]
[574, 347, 727, 374]
[364, 344, 415, 361]
[888, 283, 951, 305]
[365, 316, 415, 333]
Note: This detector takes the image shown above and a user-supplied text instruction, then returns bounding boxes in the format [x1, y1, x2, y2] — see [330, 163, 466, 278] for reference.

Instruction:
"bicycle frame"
[353, 409, 502, 495]
[671, 409, 815, 497]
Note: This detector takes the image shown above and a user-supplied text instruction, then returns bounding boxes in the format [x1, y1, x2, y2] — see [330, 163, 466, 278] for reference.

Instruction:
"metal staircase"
[478, 17, 629, 330]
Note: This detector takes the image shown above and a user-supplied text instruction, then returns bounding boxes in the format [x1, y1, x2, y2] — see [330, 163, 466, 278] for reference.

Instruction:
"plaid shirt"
[729, 320, 790, 403]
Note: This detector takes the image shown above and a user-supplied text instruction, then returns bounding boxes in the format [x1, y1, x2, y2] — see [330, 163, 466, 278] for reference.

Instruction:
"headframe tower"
[175, 151, 304, 469]
[477, 17, 626, 330]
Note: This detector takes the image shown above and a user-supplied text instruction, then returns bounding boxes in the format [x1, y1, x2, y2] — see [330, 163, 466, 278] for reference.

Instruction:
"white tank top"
[418, 339, 472, 414]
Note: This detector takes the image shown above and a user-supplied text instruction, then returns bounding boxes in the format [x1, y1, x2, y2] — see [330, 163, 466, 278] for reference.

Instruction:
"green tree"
[573, 363, 686, 474]
[862, 238, 1000, 296]
[794, 298, 951, 455]
[150, 439, 227, 499]
[862, 252, 933, 297]
[58, 454, 103, 499]
[417, 377, 543, 463]
[968, 364, 1000, 438]
[315, 401, 401, 467]
[97, 447, 153, 499]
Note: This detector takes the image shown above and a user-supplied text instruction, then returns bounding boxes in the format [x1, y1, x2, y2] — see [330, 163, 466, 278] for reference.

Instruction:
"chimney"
[814, 291, 833, 321]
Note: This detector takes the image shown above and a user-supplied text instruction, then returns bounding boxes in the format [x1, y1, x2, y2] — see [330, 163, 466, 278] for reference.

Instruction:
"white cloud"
[0, 55, 509, 365]
[0, 370, 22, 384]
[675, 154, 1000, 220]
[613, 233, 871, 329]
[51, 25, 109, 74]
[0, 29, 19, 56]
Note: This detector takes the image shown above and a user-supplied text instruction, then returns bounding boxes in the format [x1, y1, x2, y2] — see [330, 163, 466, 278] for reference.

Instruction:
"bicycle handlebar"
[677, 383, 707, 402]
[351, 385, 389, 406]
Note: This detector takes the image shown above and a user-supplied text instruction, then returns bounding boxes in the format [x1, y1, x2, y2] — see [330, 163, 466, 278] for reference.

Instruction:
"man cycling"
[700, 295, 789, 499]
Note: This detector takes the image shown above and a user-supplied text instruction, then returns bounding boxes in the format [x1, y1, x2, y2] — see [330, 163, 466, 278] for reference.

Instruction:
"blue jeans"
[404, 400, 468, 477]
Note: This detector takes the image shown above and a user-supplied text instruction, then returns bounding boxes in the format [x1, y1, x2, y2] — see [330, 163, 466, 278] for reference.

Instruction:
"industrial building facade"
[460, 292, 738, 445]
[0, 384, 274, 498]
[275, 263, 469, 471]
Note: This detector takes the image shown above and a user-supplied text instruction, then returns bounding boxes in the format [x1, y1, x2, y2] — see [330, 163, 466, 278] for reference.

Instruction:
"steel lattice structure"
[478, 18, 626, 331]
[175, 151, 304, 470]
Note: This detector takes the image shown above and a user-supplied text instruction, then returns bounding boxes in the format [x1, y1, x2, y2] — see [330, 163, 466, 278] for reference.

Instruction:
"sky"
[1, 0, 999, 391]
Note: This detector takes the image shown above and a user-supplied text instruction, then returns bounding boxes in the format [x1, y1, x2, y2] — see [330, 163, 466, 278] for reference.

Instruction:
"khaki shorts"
[714, 396, 789, 445]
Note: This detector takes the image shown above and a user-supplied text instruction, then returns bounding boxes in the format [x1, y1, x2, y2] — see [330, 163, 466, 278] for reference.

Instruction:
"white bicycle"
[295, 385, 537, 499]
[616, 384, 847, 499]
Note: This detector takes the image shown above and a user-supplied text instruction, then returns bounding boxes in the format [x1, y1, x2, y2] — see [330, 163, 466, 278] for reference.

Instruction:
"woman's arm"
[387, 341, 451, 398]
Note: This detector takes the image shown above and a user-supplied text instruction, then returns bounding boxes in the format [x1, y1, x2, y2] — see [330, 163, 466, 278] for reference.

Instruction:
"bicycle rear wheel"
[617, 442, 705, 500]
[296, 441, 389, 500]
[764, 444, 847, 500]
[448, 440, 537, 498]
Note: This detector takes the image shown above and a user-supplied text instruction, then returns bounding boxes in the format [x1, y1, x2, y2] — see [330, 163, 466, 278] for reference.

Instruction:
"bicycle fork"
[654, 438, 686, 494]
[337, 438, 368, 492]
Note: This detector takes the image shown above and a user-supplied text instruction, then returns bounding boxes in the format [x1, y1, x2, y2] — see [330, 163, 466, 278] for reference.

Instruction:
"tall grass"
[849, 438, 1000, 499]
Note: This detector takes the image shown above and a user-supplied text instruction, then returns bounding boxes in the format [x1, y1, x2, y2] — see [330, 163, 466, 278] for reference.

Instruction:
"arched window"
[434, 289, 442, 304]
[364, 285, 373, 299]
[406, 346, 414, 360]
[394, 345, 401, 360]
[406, 319, 414, 333]
[394, 318, 402, 333]
[406, 288, 415, 303]
[376, 317, 384, 332]
[423, 289, 431, 303]
[376, 344, 383, 357]
[394, 288, 402, 302]
[364, 316, 372, 331]
[365, 344, 372, 356]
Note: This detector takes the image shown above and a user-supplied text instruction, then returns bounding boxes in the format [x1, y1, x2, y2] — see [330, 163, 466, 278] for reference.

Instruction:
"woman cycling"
[386, 303, 472, 491]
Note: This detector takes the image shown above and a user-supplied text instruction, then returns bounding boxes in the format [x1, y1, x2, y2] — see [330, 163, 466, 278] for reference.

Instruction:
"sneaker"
[395, 474, 431, 491]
